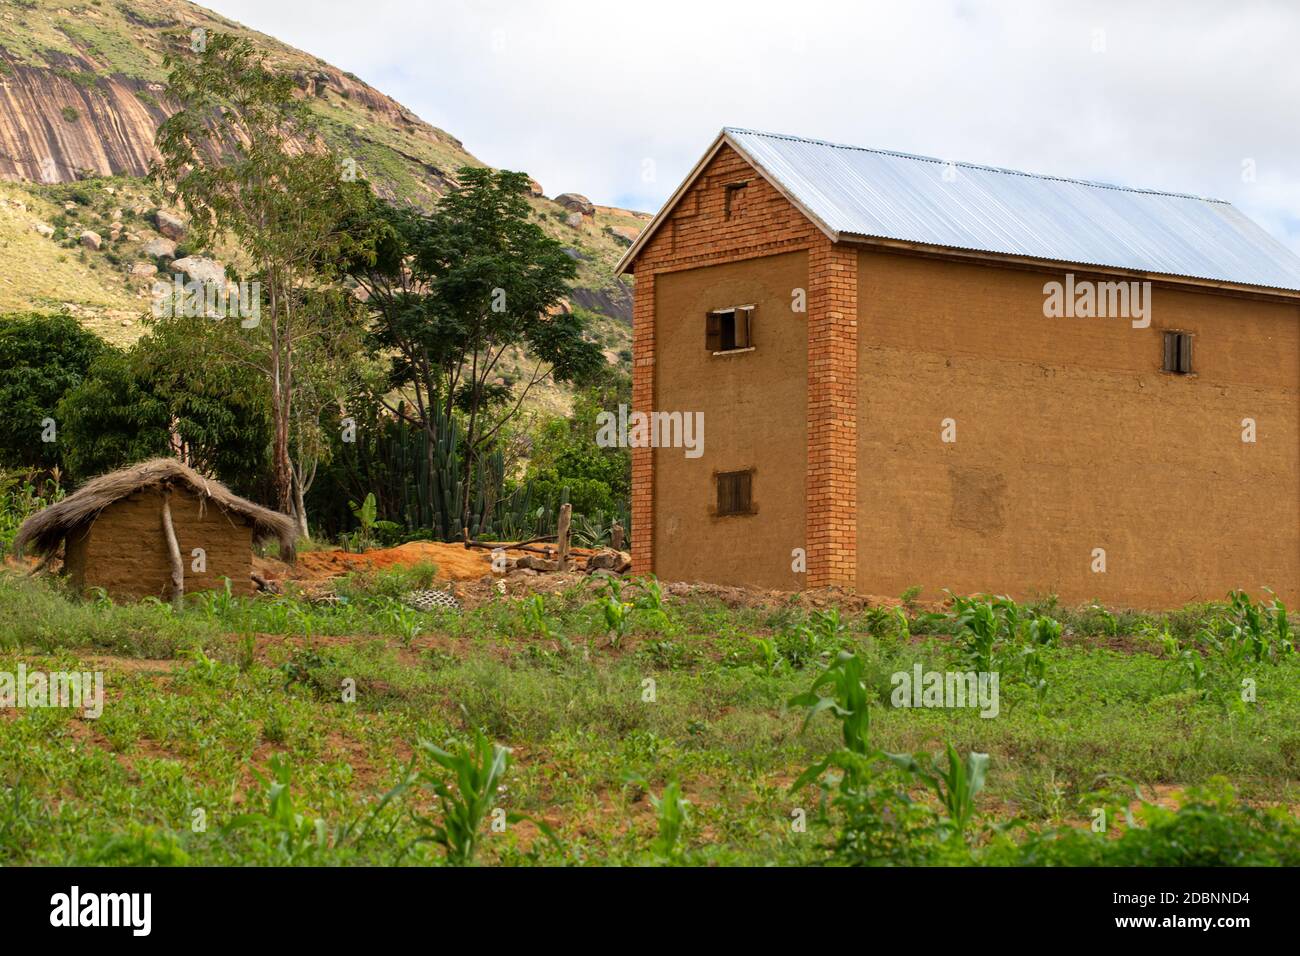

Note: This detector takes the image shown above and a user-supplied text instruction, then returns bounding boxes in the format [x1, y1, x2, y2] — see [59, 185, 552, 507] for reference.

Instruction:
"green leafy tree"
[153, 33, 372, 529]
[0, 312, 106, 471]
[347, 170, 605, 535]
[56, 323, 272, 492]
[525, 378, 631, 515]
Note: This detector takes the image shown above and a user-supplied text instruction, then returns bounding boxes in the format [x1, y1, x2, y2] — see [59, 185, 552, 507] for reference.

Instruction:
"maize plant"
[789, 650, 993, 858]
[225, 755, 329, 864]
[751, 636, 781, 675]
[930, 593, 1061, 694]
[411, 731, 513, 866]
[521, 594, 554, 640]
[648, 780, 691, 861]
[380, 600, 423, 646]
[885, 744, 990, 839]
[594, 576, 634, 647]
[625, 772, 691, 862]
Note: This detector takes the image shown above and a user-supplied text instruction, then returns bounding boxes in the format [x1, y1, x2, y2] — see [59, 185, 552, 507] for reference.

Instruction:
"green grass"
[1, 571, 1297, 865]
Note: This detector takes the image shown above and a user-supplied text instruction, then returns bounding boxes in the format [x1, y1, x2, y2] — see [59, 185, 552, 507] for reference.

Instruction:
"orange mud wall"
[68, 490, 256, 599]
[652, 251, 809, 588]
[632, 142, 852, 588]
[856, 248, 1300, 607]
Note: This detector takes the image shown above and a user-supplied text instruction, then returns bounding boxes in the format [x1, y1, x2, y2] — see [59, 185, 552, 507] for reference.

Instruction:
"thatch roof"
[13, 458, 297, 559]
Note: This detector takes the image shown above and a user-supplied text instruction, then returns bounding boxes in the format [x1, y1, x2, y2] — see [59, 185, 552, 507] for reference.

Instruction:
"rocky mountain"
[0, 0, 646, 346]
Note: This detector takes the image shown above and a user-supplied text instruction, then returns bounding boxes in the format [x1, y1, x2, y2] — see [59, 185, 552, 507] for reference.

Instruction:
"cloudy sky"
[206, 0, 1300, 253]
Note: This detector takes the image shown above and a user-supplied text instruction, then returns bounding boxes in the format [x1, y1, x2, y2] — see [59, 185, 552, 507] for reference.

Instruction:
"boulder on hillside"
[565, 212, 584, 229]
[555, 193, 595, 218]
[528, 178, 544, 198]
[80, 230, 102, 251]
[154, 209, 187, 240]
[143, 237, 177, 259]
[130, 262, 158, 277]
[171, 256, 227, 287]
[31, 221, 54, 238]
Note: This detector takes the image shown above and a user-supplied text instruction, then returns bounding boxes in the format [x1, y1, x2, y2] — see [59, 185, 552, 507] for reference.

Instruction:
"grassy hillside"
[0, 0, 643, 395]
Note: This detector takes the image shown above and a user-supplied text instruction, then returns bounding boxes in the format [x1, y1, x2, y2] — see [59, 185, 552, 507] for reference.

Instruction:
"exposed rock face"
[0, 59, 168, 183]
[154, 209, 186, 239]
[570, 280, 634, 325]
[0, 0, 645, 344]
[608, 224, 642, 243]
[129, 261, 158, 277]
[142, 237, 177, 259]
[0, 39, 466, 192]
[80, 230, 102, 251]
[555, 193, 596, 219]
[169, 256, 226, 286]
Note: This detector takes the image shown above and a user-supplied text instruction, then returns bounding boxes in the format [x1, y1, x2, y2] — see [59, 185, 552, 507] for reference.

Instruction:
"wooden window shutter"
[706, 311, 722, 351]
[1163, 331, 1193, 374]
[717, 470, 753, 516]
[734, 307, 751, 349]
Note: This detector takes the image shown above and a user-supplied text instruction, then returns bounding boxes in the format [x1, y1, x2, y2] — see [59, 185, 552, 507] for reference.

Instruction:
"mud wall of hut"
[77, 490, 255, 599]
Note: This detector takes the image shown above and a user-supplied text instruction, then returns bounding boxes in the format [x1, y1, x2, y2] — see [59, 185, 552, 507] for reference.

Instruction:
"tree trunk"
[160, 488, 184, 612]
[556, 503, 572, 572]
[291, 468, 309, 539]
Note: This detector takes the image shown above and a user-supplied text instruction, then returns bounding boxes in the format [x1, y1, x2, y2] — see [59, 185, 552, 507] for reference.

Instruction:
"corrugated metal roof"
[724, 128, 1300, 292]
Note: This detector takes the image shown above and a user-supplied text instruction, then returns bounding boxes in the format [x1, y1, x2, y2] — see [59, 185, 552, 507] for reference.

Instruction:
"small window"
[716, 470, 753, 516]
[1162, 331, 1193, 374]
[706, 307, 753, 353]
[724, 181, 749, 219]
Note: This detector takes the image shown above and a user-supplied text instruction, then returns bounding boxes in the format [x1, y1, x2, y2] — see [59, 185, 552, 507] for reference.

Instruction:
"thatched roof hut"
[15, 458, 295, 603]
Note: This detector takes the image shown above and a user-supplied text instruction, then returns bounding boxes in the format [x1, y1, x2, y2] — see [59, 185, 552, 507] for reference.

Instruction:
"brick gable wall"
[628, 141, 858, 586]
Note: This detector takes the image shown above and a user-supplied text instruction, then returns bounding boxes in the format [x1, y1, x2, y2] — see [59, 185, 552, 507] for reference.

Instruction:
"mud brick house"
[617, 128, 1300, 607]
[14, 458, 296, 602]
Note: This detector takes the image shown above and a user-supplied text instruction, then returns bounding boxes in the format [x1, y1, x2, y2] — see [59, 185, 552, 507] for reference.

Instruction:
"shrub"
[0, 313, 107, 471]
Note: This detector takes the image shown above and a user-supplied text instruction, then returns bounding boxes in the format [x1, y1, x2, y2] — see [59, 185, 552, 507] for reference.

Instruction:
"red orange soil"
[256, 540, 598, 585]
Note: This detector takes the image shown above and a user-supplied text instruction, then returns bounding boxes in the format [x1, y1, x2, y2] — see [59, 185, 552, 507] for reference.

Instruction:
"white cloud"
[206, 0, 1300, 251]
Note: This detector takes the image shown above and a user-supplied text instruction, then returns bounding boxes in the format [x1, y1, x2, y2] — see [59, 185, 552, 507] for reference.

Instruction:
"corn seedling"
[649, 780, 691, 861]
[411, 730, 544, 866]
[594, 576, 634, 648]
[631, 576, 672, 632]
[521, 594, 554, 640]
[751, 636, 780, 675]
[380, 599, 423, 645]
[885, 744, 990, 838]
[225, 755, 329, 864]
[788, 650, 875, 790]
[625, 772, 691, 862]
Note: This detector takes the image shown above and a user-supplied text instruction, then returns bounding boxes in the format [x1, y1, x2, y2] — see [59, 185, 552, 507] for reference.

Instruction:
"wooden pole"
[556, 503, 572, 572]
[160, 488, 184, 611]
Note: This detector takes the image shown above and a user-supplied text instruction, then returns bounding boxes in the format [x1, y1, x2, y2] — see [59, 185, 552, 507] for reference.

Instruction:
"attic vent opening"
[716, 470, 753, 517]
[707, 307, 753, 353]
[724, 180, 749, 219]
[1162, 331, 1193, 374]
